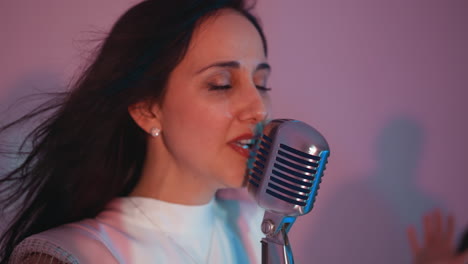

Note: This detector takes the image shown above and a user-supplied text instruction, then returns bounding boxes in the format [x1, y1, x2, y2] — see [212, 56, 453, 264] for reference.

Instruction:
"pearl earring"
[150, 127, 160, 137]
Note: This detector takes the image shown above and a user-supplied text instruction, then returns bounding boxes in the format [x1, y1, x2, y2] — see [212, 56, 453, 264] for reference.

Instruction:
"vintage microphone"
[247, 119, 330, 264]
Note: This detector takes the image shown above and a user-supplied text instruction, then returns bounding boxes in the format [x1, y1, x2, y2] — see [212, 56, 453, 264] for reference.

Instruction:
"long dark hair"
[0, 0, 267, 262]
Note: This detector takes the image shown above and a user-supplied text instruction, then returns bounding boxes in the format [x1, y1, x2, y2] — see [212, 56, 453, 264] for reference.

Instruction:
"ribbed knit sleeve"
[10, 237, 79, 264]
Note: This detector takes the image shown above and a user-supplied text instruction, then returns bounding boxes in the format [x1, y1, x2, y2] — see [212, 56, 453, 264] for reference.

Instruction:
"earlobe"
[128, 101, 162, 134]
[149, 127, 161, 137]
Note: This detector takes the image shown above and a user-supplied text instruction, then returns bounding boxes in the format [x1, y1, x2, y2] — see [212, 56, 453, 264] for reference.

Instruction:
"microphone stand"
[260, 211, 297, 264]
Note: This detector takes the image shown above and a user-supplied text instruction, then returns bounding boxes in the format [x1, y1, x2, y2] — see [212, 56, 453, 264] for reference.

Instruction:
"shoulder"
[12, 253, 70, 264]
[10, 235, 79, 264]
[10, 219, 118, 264]
[11, 200, 187, 263]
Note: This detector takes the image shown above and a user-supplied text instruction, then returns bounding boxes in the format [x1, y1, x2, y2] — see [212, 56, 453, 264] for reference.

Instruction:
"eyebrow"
[195, 60, 271, 74]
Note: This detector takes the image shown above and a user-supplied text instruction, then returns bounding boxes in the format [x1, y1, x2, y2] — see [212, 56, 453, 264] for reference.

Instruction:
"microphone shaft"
[261, 224, 294, 264]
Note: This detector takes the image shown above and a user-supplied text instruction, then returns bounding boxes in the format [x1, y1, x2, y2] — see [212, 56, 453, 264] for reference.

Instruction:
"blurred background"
[1, 0, 467, 263]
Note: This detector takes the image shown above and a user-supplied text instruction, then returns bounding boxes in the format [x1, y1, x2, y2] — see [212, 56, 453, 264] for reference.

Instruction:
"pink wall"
[255, 1, 468, 262]
[1, 0, 467, 263]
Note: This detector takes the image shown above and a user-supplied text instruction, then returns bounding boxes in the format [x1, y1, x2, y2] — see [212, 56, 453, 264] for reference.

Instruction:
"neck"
[130, 144, 217, 205]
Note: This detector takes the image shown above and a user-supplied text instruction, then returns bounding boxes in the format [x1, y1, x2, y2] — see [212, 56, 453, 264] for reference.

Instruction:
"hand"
[407, 209, 468, 264]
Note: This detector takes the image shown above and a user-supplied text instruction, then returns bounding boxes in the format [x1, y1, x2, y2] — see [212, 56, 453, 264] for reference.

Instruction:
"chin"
[223, 169, 249, 189]
[241, 169, 249, 187]
[217, 159, 249, 188]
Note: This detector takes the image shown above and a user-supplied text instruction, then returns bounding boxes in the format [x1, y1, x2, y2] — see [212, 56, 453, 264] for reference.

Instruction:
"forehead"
[182, 9, 266, 70]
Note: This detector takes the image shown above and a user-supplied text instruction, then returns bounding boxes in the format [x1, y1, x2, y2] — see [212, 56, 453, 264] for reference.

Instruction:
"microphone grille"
[247, 119, 330, 216]
[248, 134, 273, 188]
[266, 143, 322, 207]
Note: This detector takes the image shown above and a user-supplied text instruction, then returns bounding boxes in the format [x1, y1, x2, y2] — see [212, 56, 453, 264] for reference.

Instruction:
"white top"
[10, 193, 265, 263]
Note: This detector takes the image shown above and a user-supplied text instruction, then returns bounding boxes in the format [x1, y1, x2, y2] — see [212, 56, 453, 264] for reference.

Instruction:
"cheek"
[163, 101, 233, 146]
[201, 91, 238, 119]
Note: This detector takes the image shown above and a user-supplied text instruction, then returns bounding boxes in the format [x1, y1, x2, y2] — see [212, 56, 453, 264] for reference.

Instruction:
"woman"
[0, 0, 271, 263]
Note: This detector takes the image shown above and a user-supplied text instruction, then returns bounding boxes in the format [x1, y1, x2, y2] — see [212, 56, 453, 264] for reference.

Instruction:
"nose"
[237, 86, 269, 123]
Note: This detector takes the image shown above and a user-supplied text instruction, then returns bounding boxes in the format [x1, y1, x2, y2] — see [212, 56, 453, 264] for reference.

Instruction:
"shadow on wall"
[294, 116, 440, 264]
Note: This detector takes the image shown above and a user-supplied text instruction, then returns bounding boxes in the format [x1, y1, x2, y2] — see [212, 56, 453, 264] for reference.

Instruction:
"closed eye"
[256, 85, 272, 92]
[209, 84, 271, 92]
[209, 84, 232, 91]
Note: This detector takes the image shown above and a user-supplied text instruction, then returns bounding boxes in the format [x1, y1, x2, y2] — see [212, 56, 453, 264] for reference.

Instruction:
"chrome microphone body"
[247, 119, 330, 264]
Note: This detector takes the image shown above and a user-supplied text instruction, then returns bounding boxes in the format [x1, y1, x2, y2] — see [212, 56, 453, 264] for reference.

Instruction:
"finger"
[424, 212, 434, 243]
[407, 225, 420, 254]
[433, 209, 442, 237]
[447, 214, 455, 240]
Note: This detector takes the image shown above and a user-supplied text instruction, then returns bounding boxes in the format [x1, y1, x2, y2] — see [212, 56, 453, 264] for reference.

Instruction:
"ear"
[128, 100, 162, 134]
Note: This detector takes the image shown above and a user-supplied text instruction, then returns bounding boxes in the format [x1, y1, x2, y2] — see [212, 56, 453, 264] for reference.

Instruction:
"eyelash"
[209, 84, 232, 90]
[256, 85, 272, 92]
[209, 84, 271, 92]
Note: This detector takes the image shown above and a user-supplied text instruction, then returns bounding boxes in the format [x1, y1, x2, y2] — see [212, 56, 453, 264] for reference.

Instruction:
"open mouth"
[235, 138, 256, 150]
[229, 134, 261, 159]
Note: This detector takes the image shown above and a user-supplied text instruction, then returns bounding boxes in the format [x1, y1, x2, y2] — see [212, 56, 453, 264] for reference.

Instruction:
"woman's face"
[155, 9, 271, 191]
